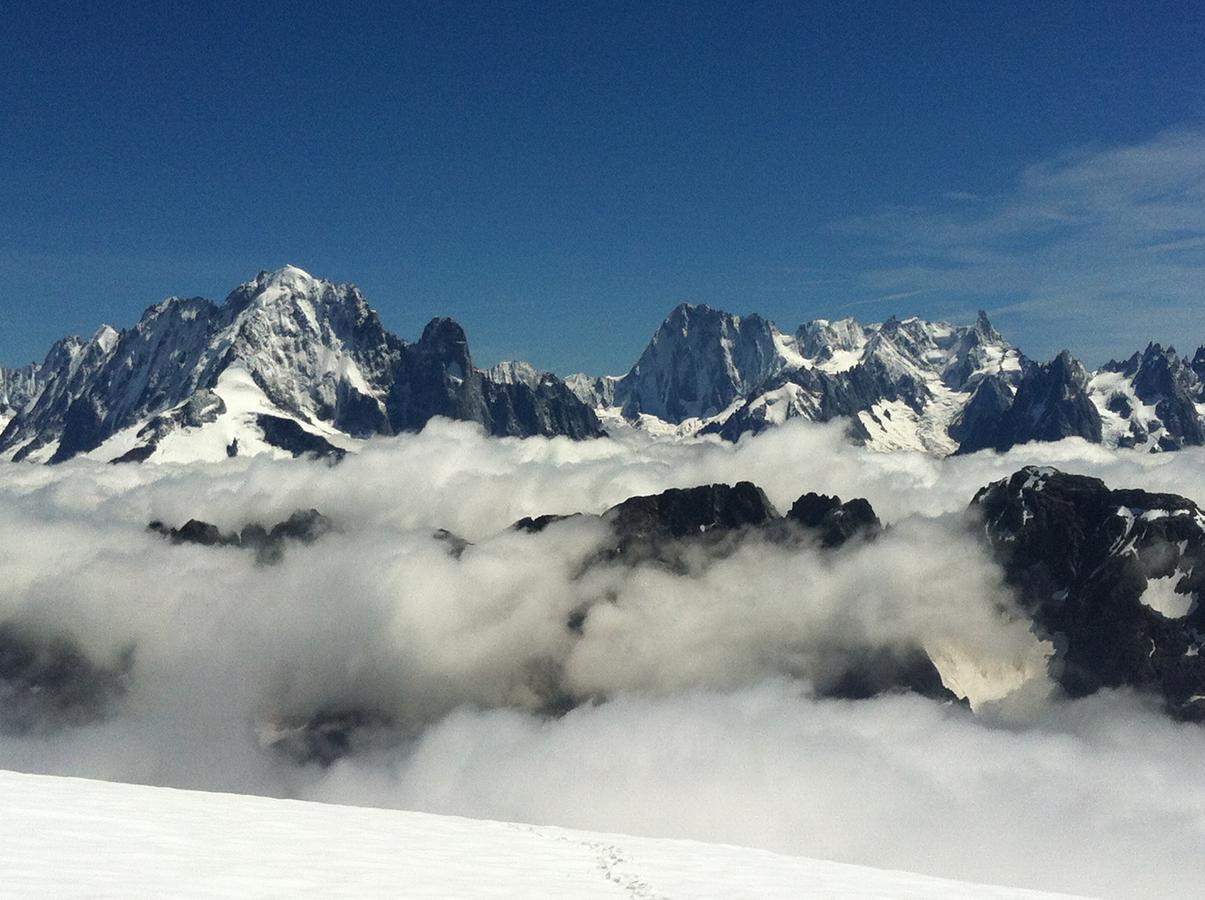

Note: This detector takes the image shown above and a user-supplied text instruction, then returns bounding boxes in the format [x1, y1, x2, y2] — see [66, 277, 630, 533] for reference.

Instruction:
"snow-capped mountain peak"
[796, 317, 866, 369]
[613, 303, 795, 423]
[485, 360, 545, 387]
[601, 304, 1032, 454]
[0, 267, 602, 464]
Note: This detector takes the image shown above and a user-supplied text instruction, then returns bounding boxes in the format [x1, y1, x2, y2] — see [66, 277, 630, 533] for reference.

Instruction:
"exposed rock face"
[711, 354, 934, 442]
[603, 481, 780, 544]
[2, 328, 120, 461]
[149, 508, 332, 564]
[573, 303, 1204, 455]
[385, 318, 603, 441]
[0, 266, 602, 464]
[9, 280, 1203, 460]
[958, 352, 1103, 453]
[786, 493, 881, 548]
[816, 646, 952, 702]
[432, 528, 471, 559]
[511, 513, 581, 534]
[973, 466, 1205, 719]
[797, 317, 865, 361]
[0, 363, 40, 419]
[607, 305, 1030, 454]
[0, 624, 132, 735]
[594, 484, 936, 700]
[510, 482, 883, 566]
[255, 415, 346, 461]
[948, 375, 1014, 453]
[1192, 347, 1205, 383]
[615, 304, 789, 422]
[564, 373, 619, 409]
[483, 360, 542, 387]
[1092, 344, 1204, 451]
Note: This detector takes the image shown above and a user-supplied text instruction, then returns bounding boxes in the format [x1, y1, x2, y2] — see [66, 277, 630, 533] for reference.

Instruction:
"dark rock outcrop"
[988, 352, 1102, 452]
[817, 645, 956, 703]
[509, 482, 883, 564]
[0, 624, 132, 734]
[432, 528, 471, 559]
[1191, 347, 1205, 384]
[949, 375, 1015, 454]
[604, 481, 779, 543]
[786, 493, 881, 547]
[506, 480, 942, 705]
[511, 513, 581, 534]
[256, 414, 347, 461]
[973, 466, 1205, 719]
[1105, 344, 1205, 450]
[149, 508, 332, 564]
[386, 318, 604, 441]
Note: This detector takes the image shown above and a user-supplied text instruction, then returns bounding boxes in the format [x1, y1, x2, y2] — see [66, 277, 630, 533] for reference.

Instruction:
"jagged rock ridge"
[6, 277, 1204, 461]
[974, 466, 1205, 719]
[149, 508, 333, 564]
[0, 266, 603, 464]
[570, 304, 1204, 456]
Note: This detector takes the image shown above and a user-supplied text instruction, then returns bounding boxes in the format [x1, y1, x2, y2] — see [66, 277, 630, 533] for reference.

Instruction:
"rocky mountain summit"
[570, 304, 1205, 456]
[149, 508, 333, 565]
[0, 266, 602, 464]
[974, 466, 1205, 719]
[4, 274, 1202, 462]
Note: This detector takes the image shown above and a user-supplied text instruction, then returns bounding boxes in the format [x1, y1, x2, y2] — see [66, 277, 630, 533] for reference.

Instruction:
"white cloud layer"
[1, 418, 1205, 897]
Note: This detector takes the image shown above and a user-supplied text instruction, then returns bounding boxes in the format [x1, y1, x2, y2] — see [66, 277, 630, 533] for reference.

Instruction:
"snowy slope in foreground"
[0, 770, 1082, 899]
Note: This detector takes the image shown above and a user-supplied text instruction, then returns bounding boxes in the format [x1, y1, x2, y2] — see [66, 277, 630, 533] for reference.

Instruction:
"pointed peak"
[263, 264, 316, 284]
[89, 325, 120, 353]
[239, 265, 323, 300]
[973, 309, 1002, 341]
[420, 317, 467, 344]
[1140, 341, 1179, 361]
[484, 360, 545, 387]
[665, 302, 722, 324]
[418, 317, 473, 379]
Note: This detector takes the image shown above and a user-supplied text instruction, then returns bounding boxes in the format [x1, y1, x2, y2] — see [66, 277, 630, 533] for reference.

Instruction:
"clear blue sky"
[2, 1, 1204, 374]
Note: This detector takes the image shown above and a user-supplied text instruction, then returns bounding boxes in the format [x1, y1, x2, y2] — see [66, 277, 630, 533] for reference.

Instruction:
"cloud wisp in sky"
[840, 127, 1205, 365]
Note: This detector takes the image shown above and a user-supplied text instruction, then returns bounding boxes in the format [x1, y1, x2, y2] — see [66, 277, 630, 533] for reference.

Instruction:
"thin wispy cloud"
[839, 127, 1205, 363]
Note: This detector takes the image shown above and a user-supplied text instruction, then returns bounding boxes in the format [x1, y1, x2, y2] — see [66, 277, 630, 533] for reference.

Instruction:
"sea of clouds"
[1, 417, 1204, 898]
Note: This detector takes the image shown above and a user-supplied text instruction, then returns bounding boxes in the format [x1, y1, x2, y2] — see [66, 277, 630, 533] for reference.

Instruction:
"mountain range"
[566, 302, 1205, 455]
[1, 265, 1202, 463]
[0, 266, 602, 464]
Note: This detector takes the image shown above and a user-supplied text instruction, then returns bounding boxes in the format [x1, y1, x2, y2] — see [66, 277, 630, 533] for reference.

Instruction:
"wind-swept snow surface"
[0, 769, 1080, 899]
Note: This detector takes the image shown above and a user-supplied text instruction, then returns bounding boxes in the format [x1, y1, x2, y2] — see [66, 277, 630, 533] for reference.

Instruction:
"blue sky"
[2, 1, 1203, 374]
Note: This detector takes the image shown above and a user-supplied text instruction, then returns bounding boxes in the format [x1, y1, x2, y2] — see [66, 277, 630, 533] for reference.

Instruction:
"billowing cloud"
[1, 419, 1204, 897]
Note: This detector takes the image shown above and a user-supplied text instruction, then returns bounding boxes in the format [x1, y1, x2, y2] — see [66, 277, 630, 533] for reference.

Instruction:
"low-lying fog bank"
[1, 418, 1203, 898]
